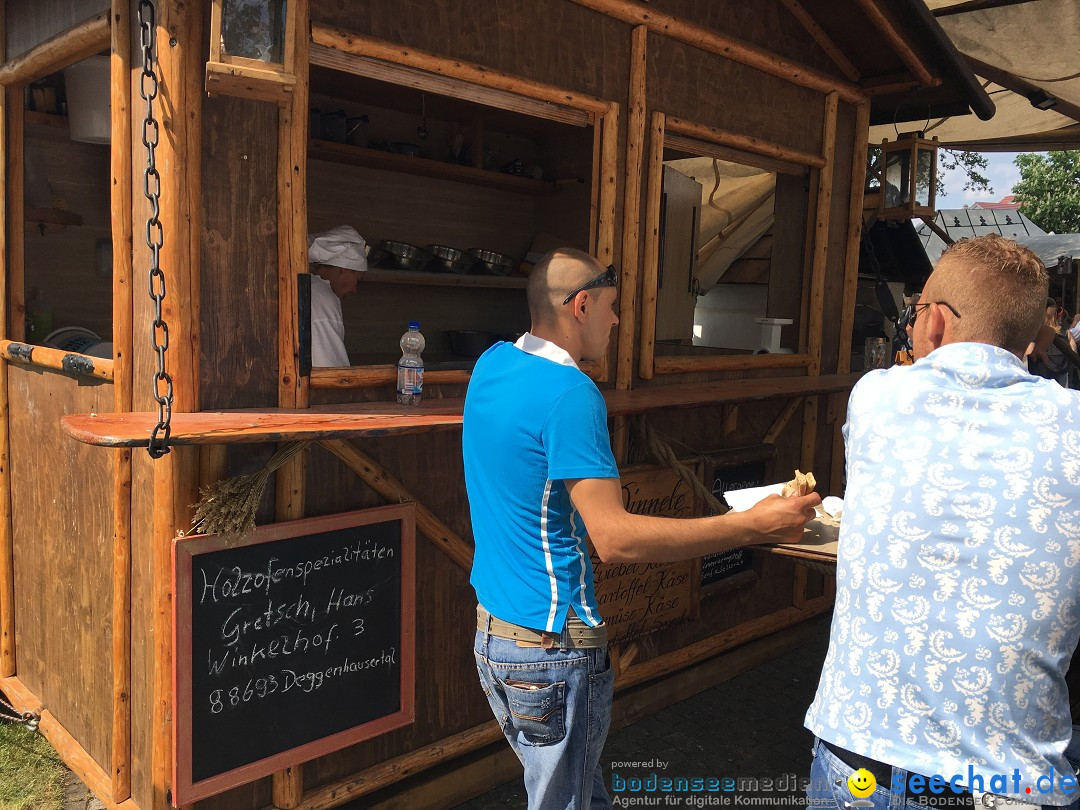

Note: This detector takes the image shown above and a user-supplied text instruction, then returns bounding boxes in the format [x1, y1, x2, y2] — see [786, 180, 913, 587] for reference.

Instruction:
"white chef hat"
[307, 225, 368, 272]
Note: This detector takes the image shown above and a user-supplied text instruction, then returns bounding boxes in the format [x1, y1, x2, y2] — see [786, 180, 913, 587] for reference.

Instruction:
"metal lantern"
[206, 0, 296, 104]
[879, 132, 939, 220]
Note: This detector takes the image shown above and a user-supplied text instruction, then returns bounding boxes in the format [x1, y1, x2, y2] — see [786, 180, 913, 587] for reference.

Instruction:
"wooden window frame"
[302, 25, 619, 390]
[639, 113, 830, 379]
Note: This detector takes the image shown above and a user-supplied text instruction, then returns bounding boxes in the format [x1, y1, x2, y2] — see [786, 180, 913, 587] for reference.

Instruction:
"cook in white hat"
[308, 225, 368, 367]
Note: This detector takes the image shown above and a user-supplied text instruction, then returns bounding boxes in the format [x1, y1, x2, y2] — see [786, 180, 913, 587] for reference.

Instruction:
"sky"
[935, 150, 1031, 208]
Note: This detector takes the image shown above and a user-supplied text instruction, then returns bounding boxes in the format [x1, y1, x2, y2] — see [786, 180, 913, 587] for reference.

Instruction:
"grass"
[0, 719, 66, 810]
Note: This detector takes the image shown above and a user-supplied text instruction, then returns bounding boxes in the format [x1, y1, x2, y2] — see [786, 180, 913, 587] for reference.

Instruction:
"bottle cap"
[408, 321, 421, 329]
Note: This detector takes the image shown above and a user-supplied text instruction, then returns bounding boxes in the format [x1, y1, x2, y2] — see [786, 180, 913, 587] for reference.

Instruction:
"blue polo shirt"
[463, 334, 618, 632]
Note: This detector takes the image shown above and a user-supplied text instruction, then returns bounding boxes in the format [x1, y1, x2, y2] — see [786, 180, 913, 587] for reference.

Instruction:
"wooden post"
[149, 2, 203, 808]
[0, 12, 110, 86]
[595, 103, 619, 384]
[273, 2, 309, 804]
[616, 25, 646, 393]
[830, 102, 871, 491]
[0, 2, 11, 680]
[801, 92, 837, 473]
[6, 88, 22, 342]
[639, 112, 665, 380]
[110, 0, 134, 799]
[277, 0, 310, 414]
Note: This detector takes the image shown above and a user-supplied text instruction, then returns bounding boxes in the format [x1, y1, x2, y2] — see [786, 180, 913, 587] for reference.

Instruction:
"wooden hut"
[0, 2, 991, 808]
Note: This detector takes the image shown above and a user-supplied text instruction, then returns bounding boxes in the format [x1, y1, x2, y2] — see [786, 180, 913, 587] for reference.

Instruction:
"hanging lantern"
[878, 132, 939, 220]
[206, 0, 296, 104]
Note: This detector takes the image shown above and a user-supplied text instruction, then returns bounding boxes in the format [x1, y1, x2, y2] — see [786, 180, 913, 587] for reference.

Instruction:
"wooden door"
[656, 165, 701, 343]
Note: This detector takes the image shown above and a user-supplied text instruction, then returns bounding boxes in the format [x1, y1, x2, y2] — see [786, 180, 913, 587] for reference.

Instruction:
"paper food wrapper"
[722, 486, 844, 547]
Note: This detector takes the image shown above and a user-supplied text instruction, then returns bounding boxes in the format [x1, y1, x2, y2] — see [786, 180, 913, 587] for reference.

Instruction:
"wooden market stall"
[0, 1, 992, 808]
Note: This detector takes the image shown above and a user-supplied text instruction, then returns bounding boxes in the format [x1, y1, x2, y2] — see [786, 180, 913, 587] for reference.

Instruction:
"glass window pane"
[884, 150, 910, 207]
[915, 147, 935, 208]
[222, 0, 286, 64]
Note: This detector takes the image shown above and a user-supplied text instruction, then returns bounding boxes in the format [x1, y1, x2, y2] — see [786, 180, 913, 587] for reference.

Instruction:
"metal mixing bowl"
[381, 240, 433, 271]
[427, 244, 476, 274]
[468, 248, 516, 276]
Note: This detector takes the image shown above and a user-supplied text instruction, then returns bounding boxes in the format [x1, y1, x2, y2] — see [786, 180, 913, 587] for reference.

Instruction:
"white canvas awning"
[870, 0, 1080, 150]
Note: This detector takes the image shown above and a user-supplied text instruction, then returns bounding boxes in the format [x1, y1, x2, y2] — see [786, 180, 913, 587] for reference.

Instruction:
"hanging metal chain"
[0, 692, 39, 731]
[140, 0, 173, 459]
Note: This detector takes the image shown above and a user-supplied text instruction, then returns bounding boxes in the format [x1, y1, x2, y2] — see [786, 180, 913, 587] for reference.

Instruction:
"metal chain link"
[139, 0, 173, 459]
[0, 692, 39, 731]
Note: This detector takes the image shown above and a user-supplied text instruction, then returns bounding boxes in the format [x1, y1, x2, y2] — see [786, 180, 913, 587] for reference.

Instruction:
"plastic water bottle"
[396, 321, 425, 405]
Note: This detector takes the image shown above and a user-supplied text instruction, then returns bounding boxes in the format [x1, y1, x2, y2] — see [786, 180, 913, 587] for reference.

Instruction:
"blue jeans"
[474, 622, 614, 810]
[808, 737, 1080, 810]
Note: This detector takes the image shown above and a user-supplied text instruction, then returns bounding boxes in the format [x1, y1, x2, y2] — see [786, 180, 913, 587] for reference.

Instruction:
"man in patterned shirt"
[806, 234, 1080, 809]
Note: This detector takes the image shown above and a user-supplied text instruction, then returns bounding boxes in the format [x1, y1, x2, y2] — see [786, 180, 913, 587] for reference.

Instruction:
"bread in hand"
[781, 469, 816, 498]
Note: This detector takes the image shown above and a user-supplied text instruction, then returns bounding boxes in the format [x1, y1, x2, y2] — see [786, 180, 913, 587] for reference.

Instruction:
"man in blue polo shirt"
[464, 247, 821, 810]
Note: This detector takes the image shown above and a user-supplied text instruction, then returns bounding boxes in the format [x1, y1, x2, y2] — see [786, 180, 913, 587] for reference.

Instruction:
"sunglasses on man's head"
[562, 265, 618, 305]
[909, 300, 961, 327]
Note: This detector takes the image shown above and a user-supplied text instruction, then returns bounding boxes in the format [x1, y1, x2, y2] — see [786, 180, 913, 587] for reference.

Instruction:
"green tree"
[1013, 151, 1080, 233]
[939, 149, 991, 197]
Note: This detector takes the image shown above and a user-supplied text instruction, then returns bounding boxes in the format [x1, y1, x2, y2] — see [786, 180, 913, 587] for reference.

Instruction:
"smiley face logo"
[848, 768, 877, 798]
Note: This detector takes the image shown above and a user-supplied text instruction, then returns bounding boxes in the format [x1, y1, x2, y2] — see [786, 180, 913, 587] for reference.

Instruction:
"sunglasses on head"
[909, 300, 961, 327]
[562, 265, 618, 305]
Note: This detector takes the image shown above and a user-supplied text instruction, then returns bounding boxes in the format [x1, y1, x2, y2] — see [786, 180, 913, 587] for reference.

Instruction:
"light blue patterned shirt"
[805, 342, 1080, 804]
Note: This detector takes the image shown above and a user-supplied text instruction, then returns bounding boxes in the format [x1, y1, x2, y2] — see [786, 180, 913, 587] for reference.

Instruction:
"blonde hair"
[931, 235, 1048, 353]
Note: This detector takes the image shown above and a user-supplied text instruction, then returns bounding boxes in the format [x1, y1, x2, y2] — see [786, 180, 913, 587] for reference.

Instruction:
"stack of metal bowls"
[427, 245, 476, 274]
[468, 248, 516, 276]
[381, 240, 434, 271]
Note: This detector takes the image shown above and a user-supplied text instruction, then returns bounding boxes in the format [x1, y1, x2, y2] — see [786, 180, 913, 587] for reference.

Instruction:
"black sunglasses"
[909, 300, 961, 327]
[562, 265, 618, 305]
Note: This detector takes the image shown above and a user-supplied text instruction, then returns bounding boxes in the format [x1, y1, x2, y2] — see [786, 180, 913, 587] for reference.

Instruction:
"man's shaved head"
[527, 248, 605, 326]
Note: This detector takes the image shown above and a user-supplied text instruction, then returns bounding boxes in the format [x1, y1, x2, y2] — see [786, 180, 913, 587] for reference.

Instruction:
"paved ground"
[458, 613, 832, 808]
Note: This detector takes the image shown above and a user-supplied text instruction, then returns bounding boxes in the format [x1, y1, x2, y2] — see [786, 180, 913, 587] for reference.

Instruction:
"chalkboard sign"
[172, 505, 416, 804]
[700, 461, 763, 586]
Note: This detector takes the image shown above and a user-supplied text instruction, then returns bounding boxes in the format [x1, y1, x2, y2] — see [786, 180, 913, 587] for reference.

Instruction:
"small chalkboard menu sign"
[172, 504, 415, 804]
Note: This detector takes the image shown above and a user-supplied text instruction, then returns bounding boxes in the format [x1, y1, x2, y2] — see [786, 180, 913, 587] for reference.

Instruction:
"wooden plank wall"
[200, 95, 280, 410]
[5, 0, 107, 60]
[7, 364, 115, 768]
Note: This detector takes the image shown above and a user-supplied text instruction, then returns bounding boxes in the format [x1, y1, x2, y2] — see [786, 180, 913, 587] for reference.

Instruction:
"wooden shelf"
[308, 139, 560, 195]
[25, 207, 82, 227]
[363, 268, 527, 289]
[25, 111, 69, 130]
[60, 373, 862, 447]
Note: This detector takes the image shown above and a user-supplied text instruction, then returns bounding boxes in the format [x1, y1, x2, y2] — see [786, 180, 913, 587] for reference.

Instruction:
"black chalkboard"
[173, 505, 416, 804]
[701, 461, 763, 586]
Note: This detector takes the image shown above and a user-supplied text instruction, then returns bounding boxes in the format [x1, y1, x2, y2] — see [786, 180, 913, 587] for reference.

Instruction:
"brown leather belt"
[476, 606, 607, 649]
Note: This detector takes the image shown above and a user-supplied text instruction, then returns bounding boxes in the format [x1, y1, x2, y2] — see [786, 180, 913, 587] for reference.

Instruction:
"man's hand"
[743, 493, 821, 544]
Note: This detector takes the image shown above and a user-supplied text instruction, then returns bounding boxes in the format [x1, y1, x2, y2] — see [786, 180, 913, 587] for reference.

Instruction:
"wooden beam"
[320, 439, 474, 572]
[0, 2, 10, 681]
[807, 93, 838, 379]
[654, 353, 812, 375]
[763, 397, 804, 445]
[852, 0, 934, 86]
[964, 55, 1080, 127]
[150, 1, 203, 807]
[596, 103, 620, 384]
[665, 116, 826, 169]
[567, 0, 865, 103]
[836, 102, 872, 377]
[917, 214, 954, 246]
[7, 89, 22, 342]
[638, 112, 665, 380]
[616, 25, 647, 392]
[0, 12, 110, 86]
[310, 25, 609, 114]
[779, 0, 861, 82]
[274, 4, 309, 804]
[310, 365, 470, 389]
[802, 92, 838, 474]
[0, 340, 114, 380]
[831, 102, 871, 493]
[109, 0, 133, 798]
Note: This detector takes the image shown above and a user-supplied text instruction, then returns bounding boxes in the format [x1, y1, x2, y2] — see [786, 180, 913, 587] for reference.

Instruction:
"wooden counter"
[61, 373, 861, 447]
